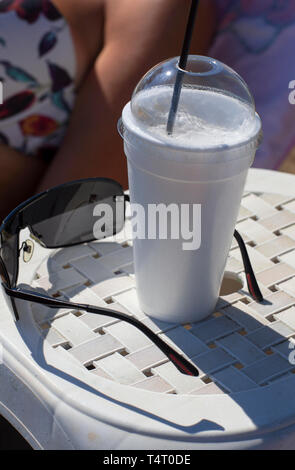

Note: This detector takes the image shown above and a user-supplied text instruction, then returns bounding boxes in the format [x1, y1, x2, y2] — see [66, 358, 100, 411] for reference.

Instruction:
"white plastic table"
[2, 168, 295, 450]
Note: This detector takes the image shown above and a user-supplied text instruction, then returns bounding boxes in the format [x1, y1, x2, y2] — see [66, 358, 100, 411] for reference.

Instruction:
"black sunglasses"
[0, 177, 263, 377]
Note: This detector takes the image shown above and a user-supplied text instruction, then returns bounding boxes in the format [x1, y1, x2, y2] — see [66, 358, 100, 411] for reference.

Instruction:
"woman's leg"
[0, 144, 48, 219]
[37, 0, 217, 192]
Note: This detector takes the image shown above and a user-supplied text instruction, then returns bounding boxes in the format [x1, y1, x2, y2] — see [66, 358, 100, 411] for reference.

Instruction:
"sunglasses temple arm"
[4, 286, 199, 377]
[234, 230, 264, 303]
[87, 304, 198, 377]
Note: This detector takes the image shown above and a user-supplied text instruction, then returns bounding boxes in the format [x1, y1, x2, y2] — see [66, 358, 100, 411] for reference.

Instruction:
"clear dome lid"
[127, 55, 260, 150]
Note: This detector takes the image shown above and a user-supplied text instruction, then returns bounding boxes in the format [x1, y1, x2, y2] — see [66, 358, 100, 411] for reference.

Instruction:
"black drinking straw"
[166, 0, 200, 135]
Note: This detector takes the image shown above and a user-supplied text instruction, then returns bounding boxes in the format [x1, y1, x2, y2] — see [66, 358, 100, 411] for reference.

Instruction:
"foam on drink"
[131, 86, 258, 150]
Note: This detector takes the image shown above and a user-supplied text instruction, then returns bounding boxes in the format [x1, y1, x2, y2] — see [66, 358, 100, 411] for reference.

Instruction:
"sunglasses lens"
[1, 229, 18, 286]
[0, 178, 125, 288]
[24, 179, 125, 247]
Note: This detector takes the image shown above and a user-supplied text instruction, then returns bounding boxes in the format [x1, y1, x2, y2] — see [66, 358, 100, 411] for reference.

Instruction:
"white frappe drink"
[119, 56, 262, 323]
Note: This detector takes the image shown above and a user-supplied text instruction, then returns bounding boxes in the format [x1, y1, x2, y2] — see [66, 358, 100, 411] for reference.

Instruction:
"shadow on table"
[14, 240, 294, 440]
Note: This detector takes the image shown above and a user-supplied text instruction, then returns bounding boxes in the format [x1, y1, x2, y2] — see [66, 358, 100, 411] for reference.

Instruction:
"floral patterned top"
[0, 0, 76, 161]
[209, 0, 295, 169]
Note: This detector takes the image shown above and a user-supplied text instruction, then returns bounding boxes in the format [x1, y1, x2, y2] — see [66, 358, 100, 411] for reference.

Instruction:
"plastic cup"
[119, 56, 262, 323]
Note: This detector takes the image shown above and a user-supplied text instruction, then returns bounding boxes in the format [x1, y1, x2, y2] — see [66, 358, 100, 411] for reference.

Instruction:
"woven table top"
[25, 180, 295, 397]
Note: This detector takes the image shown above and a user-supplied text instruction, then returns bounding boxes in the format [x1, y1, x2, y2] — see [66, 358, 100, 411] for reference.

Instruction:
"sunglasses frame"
[0, 177, 264, 377]
[0, 177, 125, 288]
